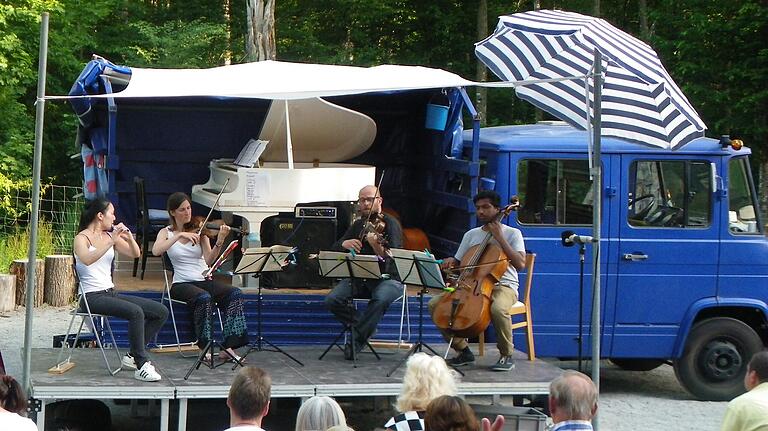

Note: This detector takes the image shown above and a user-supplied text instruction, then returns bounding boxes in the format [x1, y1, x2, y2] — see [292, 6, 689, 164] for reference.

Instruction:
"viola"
[359, 212, 389, 250]
[430, 196, 520, 338]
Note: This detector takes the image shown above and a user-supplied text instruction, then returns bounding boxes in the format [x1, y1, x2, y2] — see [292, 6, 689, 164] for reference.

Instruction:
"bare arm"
[112, 223, 140, 259]
[202, 224, 230, 265]
[73, 233, 114, 266]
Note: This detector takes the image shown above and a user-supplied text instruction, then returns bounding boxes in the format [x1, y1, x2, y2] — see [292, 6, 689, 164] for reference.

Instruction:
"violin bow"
[197, 177, 230, 235]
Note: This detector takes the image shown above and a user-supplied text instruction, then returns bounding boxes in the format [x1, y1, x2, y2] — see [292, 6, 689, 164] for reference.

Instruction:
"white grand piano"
[191, 97, 377, 270]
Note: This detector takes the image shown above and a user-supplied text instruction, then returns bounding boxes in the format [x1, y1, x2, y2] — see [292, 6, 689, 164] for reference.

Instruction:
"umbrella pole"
[590, 51, 603, 430]
[22, 12, 50, 393]
[285, 100, 294, 170]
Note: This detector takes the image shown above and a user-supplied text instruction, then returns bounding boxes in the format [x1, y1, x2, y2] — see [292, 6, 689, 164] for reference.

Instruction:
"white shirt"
[454, 224, 525, 292]
[74, 243, 115, 294]
[0, 411, 38, 431]
[166, 228, 209, 284]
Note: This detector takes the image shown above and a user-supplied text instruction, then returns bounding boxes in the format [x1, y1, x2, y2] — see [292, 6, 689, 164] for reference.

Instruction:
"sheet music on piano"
[234, 139, 269, 168]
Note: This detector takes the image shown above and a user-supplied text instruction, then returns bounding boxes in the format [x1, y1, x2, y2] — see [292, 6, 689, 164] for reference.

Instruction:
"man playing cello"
[428, 190, 526, 371]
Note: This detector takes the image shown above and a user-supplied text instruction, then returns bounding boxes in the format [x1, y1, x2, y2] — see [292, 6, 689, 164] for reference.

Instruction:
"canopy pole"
[284, 100, 294, 170]
[590, 50, 603, 431]
[23, 11, 50, 393]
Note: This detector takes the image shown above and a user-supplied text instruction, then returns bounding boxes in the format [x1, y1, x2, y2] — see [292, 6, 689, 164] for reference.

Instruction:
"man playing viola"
[428, 190, 526, 371]
[324, 185, 403, 360]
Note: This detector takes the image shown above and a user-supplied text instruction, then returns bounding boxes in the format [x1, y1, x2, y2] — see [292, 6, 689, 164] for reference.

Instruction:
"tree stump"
[44, 255, 75, 306]
[0, 274, 15, 312]
[10, 259, 45, 307]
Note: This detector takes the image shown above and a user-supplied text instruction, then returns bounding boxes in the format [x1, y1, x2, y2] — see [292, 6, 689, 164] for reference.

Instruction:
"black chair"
[132, 176, 167, 279]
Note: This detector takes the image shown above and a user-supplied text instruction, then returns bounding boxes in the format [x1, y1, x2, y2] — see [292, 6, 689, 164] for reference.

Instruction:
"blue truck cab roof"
[463, 122, 750, 157]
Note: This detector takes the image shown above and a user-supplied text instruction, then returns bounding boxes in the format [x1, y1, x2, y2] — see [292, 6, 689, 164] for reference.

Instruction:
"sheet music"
[234, 139, 269, 167]
[235, 245, 295, 273]
[317, 251, 381, 279]
[389, 248, 445, 288]
[244, 171, 270, 206]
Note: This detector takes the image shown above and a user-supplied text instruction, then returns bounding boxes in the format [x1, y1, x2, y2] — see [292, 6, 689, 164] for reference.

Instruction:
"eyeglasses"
[357, 197, 380, 204]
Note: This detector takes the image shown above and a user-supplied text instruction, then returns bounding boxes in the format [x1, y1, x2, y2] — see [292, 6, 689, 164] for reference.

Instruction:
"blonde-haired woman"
[384, 352, 458, 431]
[295, 396, 348, 431]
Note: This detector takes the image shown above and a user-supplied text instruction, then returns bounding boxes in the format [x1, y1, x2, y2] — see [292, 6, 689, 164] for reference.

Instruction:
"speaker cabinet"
[259, 215, 337, 289]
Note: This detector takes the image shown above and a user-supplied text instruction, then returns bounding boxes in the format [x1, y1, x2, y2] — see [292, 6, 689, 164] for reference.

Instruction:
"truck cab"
[441, 123, 768, 400]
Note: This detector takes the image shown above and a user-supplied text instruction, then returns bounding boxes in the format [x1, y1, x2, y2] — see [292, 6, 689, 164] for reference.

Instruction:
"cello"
[431, 197, 520, 339]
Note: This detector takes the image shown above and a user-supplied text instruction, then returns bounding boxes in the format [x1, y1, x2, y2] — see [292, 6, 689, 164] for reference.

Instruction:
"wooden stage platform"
[30, 345, 562, 431]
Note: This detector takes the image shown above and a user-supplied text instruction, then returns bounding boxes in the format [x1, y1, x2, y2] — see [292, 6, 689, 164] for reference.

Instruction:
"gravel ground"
[0, 306, 729, 430]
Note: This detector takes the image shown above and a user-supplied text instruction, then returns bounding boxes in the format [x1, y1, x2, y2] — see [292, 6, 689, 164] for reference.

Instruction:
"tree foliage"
[0, 0, 765, 196]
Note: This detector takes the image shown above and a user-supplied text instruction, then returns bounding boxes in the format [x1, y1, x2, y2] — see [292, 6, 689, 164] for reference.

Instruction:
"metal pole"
[590, 50, 603, 430]
[22, 12, 49, 392]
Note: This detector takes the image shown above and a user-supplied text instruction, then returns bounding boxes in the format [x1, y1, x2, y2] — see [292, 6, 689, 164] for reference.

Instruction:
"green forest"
[1, 0, 766, 197]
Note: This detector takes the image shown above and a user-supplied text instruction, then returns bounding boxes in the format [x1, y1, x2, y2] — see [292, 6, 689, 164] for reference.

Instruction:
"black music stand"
[236, 246, 303, 367]
[317, 251, 382, 367]
[386, 249, 464, 377]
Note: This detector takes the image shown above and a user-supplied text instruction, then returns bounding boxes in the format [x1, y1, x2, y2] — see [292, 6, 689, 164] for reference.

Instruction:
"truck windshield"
[628, 160, 712, 228]
[728, 157, 761, 234]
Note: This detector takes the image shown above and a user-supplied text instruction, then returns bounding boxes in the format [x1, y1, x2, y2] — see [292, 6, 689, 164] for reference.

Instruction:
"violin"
[431, 196, 520, 339]
[187, 216, 245, 239]
[359, 212, 389, 250]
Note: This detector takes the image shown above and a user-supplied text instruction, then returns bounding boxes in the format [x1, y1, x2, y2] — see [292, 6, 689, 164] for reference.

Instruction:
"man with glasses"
[324, 185, 403, 360]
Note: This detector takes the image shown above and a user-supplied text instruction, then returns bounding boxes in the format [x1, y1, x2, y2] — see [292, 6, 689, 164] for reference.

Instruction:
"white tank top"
[74, 240, 115, 294]
[166, 228, 208, 284]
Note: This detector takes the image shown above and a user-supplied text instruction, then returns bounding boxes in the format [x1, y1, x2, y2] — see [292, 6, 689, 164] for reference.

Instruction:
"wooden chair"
[132, 176, 167, 279]
[478, 253, 536, 360]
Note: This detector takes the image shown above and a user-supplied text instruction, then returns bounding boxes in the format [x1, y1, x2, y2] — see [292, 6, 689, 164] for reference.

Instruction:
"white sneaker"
[134, 362, 161, 382]
[121, 353, 137, 370]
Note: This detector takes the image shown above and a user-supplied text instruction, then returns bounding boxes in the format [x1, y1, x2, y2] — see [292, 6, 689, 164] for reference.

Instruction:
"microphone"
[205, 223, 241, 234]
[561, 230, 596, 247]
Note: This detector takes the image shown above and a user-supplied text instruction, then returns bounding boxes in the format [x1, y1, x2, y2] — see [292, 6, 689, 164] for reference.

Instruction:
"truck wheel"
[609, 358, 664, 371]
[673, 317, 763, 401]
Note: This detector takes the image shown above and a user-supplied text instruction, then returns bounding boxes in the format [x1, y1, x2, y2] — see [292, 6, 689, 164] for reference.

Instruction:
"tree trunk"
[44, 255, 75, 306]
[475, 0, 488, 127]
[0, 274, 15, 312]
[593, 0, 601, 17]
[10, 259, 45, 307]
[245, 0, 276, 62]
[638, 0, 649, 41]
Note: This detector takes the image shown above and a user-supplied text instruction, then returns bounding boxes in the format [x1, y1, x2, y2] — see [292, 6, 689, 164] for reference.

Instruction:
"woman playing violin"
[324, 185, 403, 360]
[152, 192, 249, 363]
[427, 190, 526, 371]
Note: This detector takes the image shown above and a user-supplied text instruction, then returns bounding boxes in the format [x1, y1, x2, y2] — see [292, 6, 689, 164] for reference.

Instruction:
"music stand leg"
[240, 279, 304, 367]
[184, 338, 243, 380]
[319, 293, 380, 367]
[387, 287, 464, 377]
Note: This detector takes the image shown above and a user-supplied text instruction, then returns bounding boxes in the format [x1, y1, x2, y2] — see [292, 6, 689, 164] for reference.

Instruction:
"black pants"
[171, 280, 249, 349]
[83, 290, 168, 368]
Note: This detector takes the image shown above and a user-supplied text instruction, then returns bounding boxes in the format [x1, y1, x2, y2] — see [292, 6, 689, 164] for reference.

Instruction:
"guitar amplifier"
[259, 215, 337, 289]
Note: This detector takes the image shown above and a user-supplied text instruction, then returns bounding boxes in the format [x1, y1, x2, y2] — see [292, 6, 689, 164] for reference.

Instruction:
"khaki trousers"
[428, 284, 518, 356]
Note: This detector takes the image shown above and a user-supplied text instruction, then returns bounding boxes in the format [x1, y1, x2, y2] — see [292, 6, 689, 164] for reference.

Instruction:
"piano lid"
[258, 97, 376, 163]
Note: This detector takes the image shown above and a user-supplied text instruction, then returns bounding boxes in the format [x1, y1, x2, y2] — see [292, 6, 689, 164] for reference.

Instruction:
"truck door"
[613, 156, 719, 358]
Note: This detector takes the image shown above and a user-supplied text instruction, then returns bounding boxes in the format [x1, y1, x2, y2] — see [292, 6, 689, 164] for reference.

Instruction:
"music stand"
[237, 245, 303, 367]
[386, 249, 464, 377]
[317, 251, 383, 366]
[184, 242, 245, 380]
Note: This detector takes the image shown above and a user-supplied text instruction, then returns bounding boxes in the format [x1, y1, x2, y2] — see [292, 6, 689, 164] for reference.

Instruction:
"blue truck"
[436, 122, 766, 401]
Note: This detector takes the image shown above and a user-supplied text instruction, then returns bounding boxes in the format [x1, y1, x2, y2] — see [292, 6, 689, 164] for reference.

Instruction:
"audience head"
[295, 396, 347, 431]
[424, 395, 479, 431]
[0, 374, 28, 414]
[227, 367, 271, 425]
[548, 370, 598, 423]
[396, 352, 458, 412]
[745, 350, 768, 391]
[78, 198, 113, 232]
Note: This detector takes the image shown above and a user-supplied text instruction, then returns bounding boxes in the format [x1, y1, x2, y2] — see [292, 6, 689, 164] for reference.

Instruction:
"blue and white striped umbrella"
[476, 10, 706, 149]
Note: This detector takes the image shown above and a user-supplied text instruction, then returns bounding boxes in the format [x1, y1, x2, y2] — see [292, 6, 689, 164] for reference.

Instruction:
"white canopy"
[78, 60, 476, 100]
